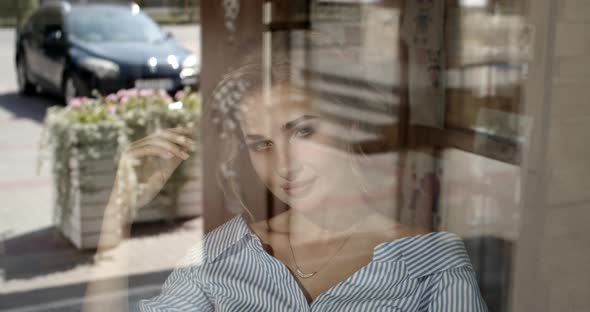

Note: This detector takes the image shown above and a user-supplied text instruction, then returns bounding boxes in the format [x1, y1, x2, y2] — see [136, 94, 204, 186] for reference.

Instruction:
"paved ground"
[0, 25, 203, 311]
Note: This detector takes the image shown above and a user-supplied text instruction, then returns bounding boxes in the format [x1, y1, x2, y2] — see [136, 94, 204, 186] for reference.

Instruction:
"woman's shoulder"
[206, 214, 250, 238]
[374, 228, 474, 278]
[200, 214, 253, 263]
[356, 214, 431, 246]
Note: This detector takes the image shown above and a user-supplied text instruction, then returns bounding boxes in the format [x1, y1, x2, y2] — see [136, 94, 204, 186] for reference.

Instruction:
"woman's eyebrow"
[281, 115, 319, 132]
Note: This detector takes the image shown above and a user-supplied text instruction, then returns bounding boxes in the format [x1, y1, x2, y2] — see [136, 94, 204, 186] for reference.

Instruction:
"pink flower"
[68, 98, 82, 107]
[161, 94, 173, 103]
[105, 94, 119, 102]
[68, 96, 90, 107]
[174, 90, 186, 101]
[158, 89, 168, 97]
[116, 88, 139, 98]
[139, 89, 154, 97]
[121, 96, 130, 104]
[106, 105, 117, 114]
[127, 88, 139, 97]
[156, 89, 171, 102]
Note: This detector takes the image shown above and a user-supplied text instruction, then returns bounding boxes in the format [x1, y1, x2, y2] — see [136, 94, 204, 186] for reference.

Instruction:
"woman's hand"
[114, 127, 196, 212]
[84, 127, 196, 311]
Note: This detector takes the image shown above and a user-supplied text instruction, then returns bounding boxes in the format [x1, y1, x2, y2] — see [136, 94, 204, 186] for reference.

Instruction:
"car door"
[24, 9, 45, 83]
[35, 7, 66, 91]
[39, 8, 67, 90]
[18, 13, 35, 66]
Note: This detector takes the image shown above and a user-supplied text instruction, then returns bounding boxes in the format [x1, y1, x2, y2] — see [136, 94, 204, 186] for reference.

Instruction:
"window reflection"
[2, 0, 588, 311]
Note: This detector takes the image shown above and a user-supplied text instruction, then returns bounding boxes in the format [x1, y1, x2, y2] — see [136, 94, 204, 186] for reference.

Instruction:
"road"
[0, 25, 202, 311]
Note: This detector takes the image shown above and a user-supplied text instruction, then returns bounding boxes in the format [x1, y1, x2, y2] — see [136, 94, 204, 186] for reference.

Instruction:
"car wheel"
[62, 74, 78, 105]
[16, 55, 35, 95]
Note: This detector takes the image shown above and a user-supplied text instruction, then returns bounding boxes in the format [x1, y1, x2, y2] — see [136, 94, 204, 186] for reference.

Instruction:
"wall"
[511, 0, 590, 311]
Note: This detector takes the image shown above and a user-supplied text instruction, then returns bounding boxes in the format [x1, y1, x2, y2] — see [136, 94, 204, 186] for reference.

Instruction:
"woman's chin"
[274, 181, 327, 212]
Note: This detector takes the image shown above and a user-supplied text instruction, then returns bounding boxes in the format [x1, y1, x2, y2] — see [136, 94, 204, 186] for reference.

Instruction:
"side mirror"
[44, 29, 64, 50]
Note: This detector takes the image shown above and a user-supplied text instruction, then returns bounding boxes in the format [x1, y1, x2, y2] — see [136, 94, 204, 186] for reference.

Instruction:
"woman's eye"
[294, 126, 315, 138]
[248, 141, 273, 152]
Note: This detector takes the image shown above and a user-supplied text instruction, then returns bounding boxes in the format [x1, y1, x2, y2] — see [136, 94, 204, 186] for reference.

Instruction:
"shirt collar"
[204, 214, 253, 263]
[205, 215, 473, 279]
[373, 231, 473, 279]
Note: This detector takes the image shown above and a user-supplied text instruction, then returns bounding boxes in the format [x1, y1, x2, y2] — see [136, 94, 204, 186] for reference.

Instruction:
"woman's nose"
[275, 146, 303, 180]
[276, 162, 303, 180]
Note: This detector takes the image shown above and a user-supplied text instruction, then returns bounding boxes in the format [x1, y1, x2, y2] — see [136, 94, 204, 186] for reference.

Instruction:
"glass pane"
[2, 0, 589, 311]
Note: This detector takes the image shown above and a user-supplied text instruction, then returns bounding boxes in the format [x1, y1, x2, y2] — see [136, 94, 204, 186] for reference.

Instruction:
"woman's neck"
[286, 207, 400, 246]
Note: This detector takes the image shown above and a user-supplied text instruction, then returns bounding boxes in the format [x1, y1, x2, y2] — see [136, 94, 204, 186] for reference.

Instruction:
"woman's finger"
[133, 138, 190, 160]
[128, 145, 177, 160]
[127, 127, 195, 149]
[155, 130, 195, 150]
[167, 127, 196, 137]
[127, 135, 153, 148]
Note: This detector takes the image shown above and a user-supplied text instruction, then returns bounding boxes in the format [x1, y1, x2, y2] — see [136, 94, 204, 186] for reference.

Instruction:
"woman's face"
[239, 84, 358, 213]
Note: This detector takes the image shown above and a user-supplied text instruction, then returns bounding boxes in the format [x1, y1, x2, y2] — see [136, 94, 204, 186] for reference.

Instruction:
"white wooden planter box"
[59, 145, 202, 250]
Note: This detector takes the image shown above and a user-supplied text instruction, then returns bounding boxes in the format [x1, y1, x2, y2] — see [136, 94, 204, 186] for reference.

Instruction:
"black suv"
[15, 2, 199, 104]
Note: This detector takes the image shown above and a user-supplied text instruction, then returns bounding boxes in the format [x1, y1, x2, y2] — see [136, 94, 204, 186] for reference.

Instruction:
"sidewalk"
[1, 218, 203, 311]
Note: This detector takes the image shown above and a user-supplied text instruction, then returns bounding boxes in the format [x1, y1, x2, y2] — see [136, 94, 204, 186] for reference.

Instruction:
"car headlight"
[80, 57, 120, 79]
[182, 54, 199, 69]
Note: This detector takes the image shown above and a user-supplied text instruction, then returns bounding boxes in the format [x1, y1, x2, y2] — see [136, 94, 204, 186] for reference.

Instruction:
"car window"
[33, 7, 63, 35]
[20, 12, 37, 34]
[30, 8, 45, 34]
[66, 7, 164, 43]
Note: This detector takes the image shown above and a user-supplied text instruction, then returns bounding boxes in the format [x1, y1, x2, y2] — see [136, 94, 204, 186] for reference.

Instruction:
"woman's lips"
[281, 177, 317, 197]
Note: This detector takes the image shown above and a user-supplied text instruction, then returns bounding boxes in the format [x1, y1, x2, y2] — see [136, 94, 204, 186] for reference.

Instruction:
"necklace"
[287, 223, 358, 279]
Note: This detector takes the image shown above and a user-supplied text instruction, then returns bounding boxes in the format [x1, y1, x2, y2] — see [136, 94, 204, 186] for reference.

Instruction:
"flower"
[116, 88, 139, 98]
[107, 105, 117, 114]
[174, 90, 186, 100]
[139, 89, 154, 97]
[68, 97, 91, 108]
[127, 89, 139, 97]
[68, 98, 82, 108]
[105, 94, 119, 102]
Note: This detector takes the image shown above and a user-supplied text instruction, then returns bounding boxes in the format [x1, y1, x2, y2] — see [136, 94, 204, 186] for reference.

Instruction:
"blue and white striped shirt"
[136, 215, 488, 311]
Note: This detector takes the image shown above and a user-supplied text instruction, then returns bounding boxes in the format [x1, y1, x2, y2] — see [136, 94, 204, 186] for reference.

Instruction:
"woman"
[65, 38, 487, 311]
[112, 48, 490, 311]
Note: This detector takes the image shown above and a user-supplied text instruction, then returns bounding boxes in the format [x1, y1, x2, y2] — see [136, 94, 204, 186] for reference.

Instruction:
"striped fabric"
[135, 215, 488, 311]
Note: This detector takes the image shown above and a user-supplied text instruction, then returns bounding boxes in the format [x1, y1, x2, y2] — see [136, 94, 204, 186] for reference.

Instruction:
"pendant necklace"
[288, 223, 359, 279]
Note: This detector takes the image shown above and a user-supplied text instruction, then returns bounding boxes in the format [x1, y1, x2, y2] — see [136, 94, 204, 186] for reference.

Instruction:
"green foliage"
[16, 0, 38, 26]
[0, 17, 17, 27]
[0, 1, 18, 18]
